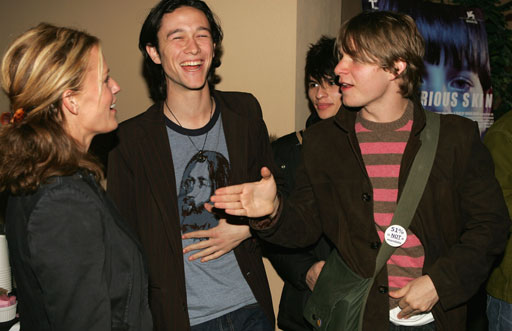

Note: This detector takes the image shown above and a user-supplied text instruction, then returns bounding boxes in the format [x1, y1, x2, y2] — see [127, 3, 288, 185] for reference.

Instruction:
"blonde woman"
[0, 24, 152, 331]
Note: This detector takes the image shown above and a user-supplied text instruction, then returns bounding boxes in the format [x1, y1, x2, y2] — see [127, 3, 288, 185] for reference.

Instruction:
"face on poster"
[361, 0, 493, 135]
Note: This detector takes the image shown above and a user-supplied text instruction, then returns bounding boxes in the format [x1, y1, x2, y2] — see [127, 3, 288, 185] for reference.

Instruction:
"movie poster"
[361, 0, 493, 135]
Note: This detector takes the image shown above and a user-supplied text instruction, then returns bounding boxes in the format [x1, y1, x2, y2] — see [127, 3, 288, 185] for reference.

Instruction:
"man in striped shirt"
[209, 10, 510, 331]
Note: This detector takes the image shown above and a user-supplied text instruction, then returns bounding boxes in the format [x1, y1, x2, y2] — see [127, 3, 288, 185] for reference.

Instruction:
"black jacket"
[6, 172, 152, 331]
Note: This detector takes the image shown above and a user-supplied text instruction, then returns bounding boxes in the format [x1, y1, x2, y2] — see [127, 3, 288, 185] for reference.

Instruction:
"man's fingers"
[182, 239, 209, 253]
[388, 288, 405, 299]
[205, 202, 247, 217]
[182, 230, 209, 240]
[204, 203, 214, 213]
[397, 304, 413, 319]
[210, 193, 243, 203]
[398, 307, 421, 319]
[212, 201, 244, 210]
[214, 185, 244, 195]
[188, 248, 212, 261]
[200, 251, 224, 263]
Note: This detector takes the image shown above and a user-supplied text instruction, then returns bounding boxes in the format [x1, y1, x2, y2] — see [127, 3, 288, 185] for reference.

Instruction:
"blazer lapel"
[215, 91, 248, 186]
[136, 104, 183, 255]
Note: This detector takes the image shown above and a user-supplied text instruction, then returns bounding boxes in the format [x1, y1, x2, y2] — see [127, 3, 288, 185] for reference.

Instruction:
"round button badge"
[384, 225, 407, 247]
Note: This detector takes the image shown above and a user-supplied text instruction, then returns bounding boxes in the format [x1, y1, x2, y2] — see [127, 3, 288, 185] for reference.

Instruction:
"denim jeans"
[390, 321, 436, 331]
[487, 294, 512, 331]
[191, 303, 274, 331]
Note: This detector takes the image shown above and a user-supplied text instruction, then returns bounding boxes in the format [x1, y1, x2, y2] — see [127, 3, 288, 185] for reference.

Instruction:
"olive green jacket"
[485, 110, 512, 302]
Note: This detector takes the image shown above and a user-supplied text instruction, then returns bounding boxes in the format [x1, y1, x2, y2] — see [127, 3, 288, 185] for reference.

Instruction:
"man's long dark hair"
[139, 0, 223, 102]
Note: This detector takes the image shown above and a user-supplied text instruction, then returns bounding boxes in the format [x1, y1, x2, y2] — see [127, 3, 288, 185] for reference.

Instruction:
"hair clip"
[10, 108, 25, 124]
[0, 108, 26, 125]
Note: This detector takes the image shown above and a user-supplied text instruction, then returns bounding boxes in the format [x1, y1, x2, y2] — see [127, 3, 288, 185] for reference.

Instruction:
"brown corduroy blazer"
[107, 90, 276, 331]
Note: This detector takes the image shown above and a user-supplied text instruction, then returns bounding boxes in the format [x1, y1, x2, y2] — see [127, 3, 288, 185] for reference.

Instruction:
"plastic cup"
[0, 236, 9, 270]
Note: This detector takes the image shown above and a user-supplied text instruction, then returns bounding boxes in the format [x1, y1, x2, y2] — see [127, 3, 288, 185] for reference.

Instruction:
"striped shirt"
[355, 104, 425, 309]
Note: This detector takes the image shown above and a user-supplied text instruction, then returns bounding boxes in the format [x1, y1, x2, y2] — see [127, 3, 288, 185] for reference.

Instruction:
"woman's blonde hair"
[0, 23, 104, 194]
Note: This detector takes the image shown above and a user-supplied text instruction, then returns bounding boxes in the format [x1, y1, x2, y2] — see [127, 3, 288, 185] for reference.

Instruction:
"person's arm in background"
[484, 119, 512, 216]
[483, 114, 512, 309]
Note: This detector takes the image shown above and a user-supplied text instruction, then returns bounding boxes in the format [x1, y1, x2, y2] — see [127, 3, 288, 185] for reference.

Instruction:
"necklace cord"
[164, 98, 214, 154]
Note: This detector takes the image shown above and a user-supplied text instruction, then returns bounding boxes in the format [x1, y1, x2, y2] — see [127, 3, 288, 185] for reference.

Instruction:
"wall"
[295, 0, 342, 130]
[0, 0, 154, 124]
[0, 0, 299, 138]
[206, 0, 298, 138]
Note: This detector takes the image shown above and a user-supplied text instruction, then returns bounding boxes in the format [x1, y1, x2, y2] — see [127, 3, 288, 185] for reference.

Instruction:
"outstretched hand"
[206, 167, 279, 218]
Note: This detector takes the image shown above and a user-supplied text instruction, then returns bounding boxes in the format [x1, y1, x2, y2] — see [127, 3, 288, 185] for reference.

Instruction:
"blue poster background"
[361, 0, 493, 135]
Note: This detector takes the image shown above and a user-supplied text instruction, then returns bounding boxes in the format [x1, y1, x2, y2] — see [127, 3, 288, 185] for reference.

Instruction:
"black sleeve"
[28, 186, 111, 331]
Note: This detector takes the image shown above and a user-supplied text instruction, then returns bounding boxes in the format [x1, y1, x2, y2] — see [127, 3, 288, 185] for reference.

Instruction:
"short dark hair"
[337, 10, 425, 98]
[139, 0, 223, 102]
[304, 36, 337, 93]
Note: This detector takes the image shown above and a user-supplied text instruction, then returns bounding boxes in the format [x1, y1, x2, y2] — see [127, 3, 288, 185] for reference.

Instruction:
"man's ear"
[393, 59, 407, 77]
[146, 44, 162, 65]
[61, 90, 79, 115]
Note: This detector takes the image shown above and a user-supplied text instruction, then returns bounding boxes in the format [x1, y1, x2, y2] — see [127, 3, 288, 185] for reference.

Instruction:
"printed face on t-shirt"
[178, 151, 230, 234]
[180, 159, 212, 216]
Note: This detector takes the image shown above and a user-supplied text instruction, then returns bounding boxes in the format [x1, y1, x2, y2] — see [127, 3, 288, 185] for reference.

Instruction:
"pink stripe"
[360, 142, 407, 154]
[396, 120, 413, 131]
[388, 255, 425, 268]
[374, 213, 393, 226]
[389, 276, 415, 289]
[373, 189, 398, 202]
[355, 122, 371, 132]
[366, 165, 400, 177]
[375, 231, 423, 249]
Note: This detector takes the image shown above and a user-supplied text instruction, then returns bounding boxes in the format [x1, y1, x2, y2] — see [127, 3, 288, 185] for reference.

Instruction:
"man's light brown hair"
[337, 10, 425, 98]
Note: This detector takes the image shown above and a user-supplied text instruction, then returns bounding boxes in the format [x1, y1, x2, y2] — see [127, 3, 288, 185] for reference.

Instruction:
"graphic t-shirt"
[165, 102, 256, 326]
